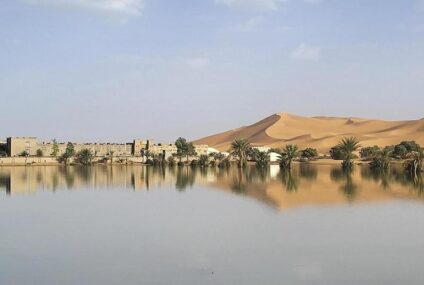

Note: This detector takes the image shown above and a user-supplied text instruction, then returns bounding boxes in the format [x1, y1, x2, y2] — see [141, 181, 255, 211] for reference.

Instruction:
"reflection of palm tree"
[278, 169, 299, 192]
[299, 164, 317, 181]
[331, 168, 357, 202]
[231, 168, 247, 194]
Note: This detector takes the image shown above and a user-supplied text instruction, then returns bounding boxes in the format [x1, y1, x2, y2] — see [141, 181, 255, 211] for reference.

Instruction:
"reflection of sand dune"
[194, 113, 424, 152]
[208, 166, 424, 211]
[0, 166, 423, 212]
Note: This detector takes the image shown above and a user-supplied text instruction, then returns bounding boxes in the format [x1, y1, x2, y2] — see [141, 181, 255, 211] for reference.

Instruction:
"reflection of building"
[4, 137, 209, 158]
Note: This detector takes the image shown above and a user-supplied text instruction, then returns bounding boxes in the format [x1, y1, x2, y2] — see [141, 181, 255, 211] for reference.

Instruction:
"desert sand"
[194, 112, 424, 153]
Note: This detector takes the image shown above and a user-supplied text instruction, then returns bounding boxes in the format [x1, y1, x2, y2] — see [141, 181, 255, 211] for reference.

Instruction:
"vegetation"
[360, 145, 381, 160]
[329, 146, 344, 160]
[19, 150, 29, 157]
[404, 148, 424, 176]
[255, 151, 270, 168]
[167, 156, 175, 166]
[198, 155, 209, 167]
[369, 147, 392, 171]
[393, 141, 421, 159]
[277, 144, 299, 170]
[36, 149, 43, 157]
[300, 148, 318, 160]
[335, 137, 361, 170]
[58, 142, 75, 165]
[230, 138, 251, 168]
[51, 139, 59, 157]
[74, 149, 94, 165]
[175, 137, 196, 164]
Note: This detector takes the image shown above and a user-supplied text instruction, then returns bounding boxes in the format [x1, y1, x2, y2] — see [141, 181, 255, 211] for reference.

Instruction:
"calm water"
[1, 165, 424, 285]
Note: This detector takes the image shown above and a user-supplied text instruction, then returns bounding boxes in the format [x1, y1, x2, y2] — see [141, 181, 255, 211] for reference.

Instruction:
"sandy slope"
[194, 112, 424, 153]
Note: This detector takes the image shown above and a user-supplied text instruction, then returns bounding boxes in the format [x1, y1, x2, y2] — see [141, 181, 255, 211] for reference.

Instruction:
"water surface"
[1, 165, 424, 285]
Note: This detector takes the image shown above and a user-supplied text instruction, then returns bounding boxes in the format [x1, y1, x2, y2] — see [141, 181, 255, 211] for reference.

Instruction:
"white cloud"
[22, 0, 144, 18]
[289, 43, 321, 61]
[186, 57, 210, 69]
[215, 0, 286, 11]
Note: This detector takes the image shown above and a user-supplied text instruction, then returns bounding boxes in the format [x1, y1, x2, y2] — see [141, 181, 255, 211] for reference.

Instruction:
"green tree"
[175, 137, 196, 164]
[255, 151, 270, 168]
[74, 149, 94, 165]
[278, 144, 299, 170]
[51, 139, 59, 157]
[230, 138, 252, 168]
[336, 137, 361, 170]
[370, 146, 392, 171]
[393, 141, 421, 159]
[198, 155, 209, 167]
[300, 148, 318, 160]
[59, 142, 75, 165]
[360, 145, 381, 160]
[19, 150, 29, 157]
[329, 146, 344, 160]
[36, 149, 43, 157]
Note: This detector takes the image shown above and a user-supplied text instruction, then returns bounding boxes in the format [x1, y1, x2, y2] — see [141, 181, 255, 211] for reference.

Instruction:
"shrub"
[300, 148, 318, 159]
[360, 146, 380, 160]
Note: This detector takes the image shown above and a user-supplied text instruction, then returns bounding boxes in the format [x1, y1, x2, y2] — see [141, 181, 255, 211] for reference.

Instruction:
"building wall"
[5, 137, 210, 159]
[7, 137, 38, 156]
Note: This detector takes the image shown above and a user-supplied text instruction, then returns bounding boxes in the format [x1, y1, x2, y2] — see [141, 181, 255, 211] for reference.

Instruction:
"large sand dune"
[194, 113, 424, 153]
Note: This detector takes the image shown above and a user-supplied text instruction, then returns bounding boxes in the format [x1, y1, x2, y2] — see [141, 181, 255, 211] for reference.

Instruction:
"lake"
[1, 165, 424, 285]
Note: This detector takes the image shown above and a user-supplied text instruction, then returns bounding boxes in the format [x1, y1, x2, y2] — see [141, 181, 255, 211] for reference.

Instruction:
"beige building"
[5, 137, 209, 159]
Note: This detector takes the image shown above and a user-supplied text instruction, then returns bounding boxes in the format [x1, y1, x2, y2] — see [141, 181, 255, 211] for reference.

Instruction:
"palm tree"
[278, 144, 299, 170]
[230, 139, 251, 168]
[255, 151, 270, 168]
[336, 137, 361, 170]
[404, 148, 424, 176]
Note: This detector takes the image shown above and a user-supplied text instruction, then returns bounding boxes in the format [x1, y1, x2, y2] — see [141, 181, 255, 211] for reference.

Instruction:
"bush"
[329, 146, 344, 160]
[300, 148, 318, 159]
[360, 146, 380, 160]
[393, 141, 421, 159]
[36, 149, 44, 157]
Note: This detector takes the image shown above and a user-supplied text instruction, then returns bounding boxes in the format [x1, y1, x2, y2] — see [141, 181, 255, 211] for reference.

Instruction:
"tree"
[329, 146, 344, 160]
[51, 139, 59, 157]
[175, 137, 196, 164]
[360, 146, 381, 160]
[19, 150, 29, 157]
[255, 151, 270, 168]
[278, 145, 299, 170]
[59, 142, 75, 165]
[393, 141, 421, 159]
[74, 149, 94, 165]
[336, 137, 361, 170]
[404, 148, 424, 176]
[370, 147, 392, 171]
[213, 153, 226, 168]
[36, 149, 43, 157]
[230, 138, 251, 168]
[198, 155, 209, 167]
[300, 148, 318, 160]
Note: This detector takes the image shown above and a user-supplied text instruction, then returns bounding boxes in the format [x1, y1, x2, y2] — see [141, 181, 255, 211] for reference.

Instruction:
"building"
[4, 137, 210, 159]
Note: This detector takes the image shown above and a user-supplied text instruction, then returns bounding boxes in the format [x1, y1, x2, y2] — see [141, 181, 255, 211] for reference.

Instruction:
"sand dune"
[194, 113, 424, 153]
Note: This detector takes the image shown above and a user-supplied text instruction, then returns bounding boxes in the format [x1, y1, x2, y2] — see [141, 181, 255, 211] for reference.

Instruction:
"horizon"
[2, 0, 424, 143]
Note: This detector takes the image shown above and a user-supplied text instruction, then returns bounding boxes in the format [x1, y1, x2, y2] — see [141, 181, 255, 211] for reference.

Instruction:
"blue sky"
[1, 0, 424, 142]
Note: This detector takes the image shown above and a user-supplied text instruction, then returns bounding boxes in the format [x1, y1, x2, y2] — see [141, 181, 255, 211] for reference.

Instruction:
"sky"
[1, 0, 424, 143]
